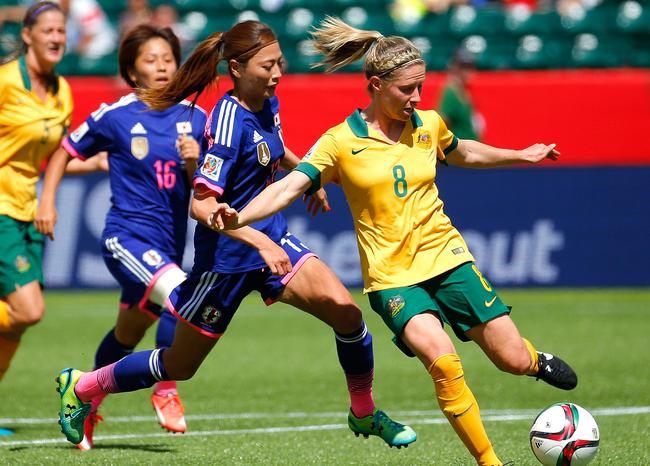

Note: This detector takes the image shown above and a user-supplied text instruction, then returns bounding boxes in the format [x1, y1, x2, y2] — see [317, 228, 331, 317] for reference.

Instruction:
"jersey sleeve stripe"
[220, 101, 233, 146]
[443, 136, 459, 155]
[62, 138, 85, 160]
[214, 101, 227, 146]
[226, 105, 237, 147]
[91, 93, 137, 122]
[219, 101, 232, 146]
[193, 178, 224, 197]
[295, 162, 321, 195]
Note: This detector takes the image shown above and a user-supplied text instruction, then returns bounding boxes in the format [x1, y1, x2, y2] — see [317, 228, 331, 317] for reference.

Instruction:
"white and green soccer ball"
[530, 402, 599, 466]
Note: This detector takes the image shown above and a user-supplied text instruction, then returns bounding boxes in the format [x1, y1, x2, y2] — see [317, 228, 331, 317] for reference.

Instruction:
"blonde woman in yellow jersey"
[212, 18, 579, 466]
[0, 1, 71, 382]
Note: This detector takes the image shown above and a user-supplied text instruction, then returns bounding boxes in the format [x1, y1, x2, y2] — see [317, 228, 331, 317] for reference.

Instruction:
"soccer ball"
[529, 403, 600, 466]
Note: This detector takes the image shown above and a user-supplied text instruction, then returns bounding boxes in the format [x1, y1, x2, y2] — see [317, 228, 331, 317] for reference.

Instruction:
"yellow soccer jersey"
[296, 109, 474, 292]
[0, 57, 73, 221]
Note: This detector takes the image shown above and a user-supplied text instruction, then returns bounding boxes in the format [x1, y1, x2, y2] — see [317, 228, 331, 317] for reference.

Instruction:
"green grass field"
[1, 289, 649, 465]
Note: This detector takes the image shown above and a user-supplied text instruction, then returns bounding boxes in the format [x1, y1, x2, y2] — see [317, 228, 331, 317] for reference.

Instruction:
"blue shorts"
[169, 232, 316, 338]
[102, 233, 184, 318]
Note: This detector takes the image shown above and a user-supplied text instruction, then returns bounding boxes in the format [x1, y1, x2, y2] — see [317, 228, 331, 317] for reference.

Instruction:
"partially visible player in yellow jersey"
[213, 18, 579, 466]
[0, 1, 71, 382]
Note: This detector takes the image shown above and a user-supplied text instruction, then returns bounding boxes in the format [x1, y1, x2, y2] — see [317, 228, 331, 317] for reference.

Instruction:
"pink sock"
[90, 392, 108, 414]
[347, 370, 375, 418]
[153, 380, 177, 397]
[74, 363, 119, 403]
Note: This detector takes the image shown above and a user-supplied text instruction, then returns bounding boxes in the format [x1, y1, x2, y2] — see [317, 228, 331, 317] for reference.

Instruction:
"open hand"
[208, 203, 240, 230]
[520, 143, 560, 163]
[303, 187, 331, 216]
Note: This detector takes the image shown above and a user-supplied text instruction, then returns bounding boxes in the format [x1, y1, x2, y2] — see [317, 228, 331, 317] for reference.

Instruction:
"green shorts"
[0, 215, 44, 298]
[367, 262, 511, 356]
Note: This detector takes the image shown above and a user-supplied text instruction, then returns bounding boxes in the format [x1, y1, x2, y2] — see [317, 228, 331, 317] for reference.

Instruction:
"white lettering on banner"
[463, 220, 564, 284]
[79, 179, 115, 286]
[42, 180, 84, 286]
[287, 217, 564, 286]
[286, 218, 362, 284]
[42, 178, 564, 287]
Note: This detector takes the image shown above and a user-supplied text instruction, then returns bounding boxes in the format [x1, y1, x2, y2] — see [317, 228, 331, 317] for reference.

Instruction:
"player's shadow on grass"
[9, 444, 175, 453]
[88, 443, 177, 453]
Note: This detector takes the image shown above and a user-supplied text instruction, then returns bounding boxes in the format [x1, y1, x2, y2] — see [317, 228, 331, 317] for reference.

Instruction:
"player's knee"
[329, 298, 363, 333]
[11, 303, 45, 328]
[165, 360, 201, 381]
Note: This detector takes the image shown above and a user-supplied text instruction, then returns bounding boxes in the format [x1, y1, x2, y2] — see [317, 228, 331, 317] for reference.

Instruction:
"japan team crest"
[131, 137, 149, 159]
[142, 249, 163, 268]
[257, 141, 271, 166]
[202, 305, 222, 324]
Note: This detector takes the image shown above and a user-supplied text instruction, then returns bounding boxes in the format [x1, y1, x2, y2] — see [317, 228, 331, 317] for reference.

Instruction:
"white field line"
[0, 406, 648, 447]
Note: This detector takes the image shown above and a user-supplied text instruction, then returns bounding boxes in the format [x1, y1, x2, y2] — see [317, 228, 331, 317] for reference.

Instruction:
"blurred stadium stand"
[1, 0, 649, 73]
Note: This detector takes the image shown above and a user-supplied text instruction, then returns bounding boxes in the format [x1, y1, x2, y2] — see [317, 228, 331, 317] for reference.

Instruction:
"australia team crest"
[416, 131, 432, 149]
[386, 295, 406, 318]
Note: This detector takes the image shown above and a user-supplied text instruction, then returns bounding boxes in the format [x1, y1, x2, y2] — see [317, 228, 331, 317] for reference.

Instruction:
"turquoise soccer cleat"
[348, 409, 417, 448]
[56, 368, 90, 445]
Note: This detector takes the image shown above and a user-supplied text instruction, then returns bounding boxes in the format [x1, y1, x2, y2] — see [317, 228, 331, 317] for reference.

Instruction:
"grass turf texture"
[0, 288, 648, 465]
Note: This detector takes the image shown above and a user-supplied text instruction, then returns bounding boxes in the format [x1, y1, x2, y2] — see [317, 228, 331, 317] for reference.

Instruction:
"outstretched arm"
[35, 146, 74, 239]
[191, 187, 292, 275]
[212, 170, 313, 230]
[65, 151, 109, 174]
[281, 147, 331, 216]
[446, 139, 560, 168]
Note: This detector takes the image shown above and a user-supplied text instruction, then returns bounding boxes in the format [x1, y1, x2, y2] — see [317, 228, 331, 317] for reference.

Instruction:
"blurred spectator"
[119, 0, 152, 37]
[0, 0, 116, 59]
[58, 0, 117, 58]
[437, 49, 485, 140]
[151, 4, 196, 52]
[555, 0, 603, 17]
[390, 0, 499, 24]
[390, 0, 455, 23]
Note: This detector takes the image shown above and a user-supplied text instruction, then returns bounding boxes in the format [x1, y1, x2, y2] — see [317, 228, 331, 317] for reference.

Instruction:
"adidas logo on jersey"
[130, 122, 147, 135]
[253, 130, 264, 143]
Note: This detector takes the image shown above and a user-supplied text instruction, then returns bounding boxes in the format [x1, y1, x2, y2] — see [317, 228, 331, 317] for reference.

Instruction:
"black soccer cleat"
[532, 352, 578, 390]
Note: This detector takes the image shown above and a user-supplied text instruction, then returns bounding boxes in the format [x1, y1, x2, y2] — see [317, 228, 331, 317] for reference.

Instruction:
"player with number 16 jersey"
[64, 93, 206, 265]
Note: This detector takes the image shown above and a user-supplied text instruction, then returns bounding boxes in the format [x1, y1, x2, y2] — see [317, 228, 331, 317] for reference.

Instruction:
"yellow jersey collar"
[346, 108, 423, 138]
[18, 55, 59, 95]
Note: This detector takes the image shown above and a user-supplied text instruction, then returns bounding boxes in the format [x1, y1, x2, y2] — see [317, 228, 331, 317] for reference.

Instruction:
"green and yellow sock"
[0, 335, 20, 382]
[0, 299, 12, 333]
[429, 353, 502, 466]
[522, 338, 539, 375]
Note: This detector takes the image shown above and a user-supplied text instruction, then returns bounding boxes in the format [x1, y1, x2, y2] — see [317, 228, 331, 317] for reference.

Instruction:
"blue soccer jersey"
[64, 93, 207, 258]
[193, 92, 287, 273]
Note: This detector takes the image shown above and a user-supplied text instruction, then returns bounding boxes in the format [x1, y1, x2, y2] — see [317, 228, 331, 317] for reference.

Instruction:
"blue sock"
[94, 328, 135, 369]
[156, 309, 177, 349]
[113, 348, 171, 392]
[335, 322, 374, 375]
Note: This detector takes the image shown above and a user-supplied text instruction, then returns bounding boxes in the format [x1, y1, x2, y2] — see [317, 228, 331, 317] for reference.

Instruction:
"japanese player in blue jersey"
[211, 18, 578, 466]
[40, 25, 205, 448]
[55, 20, 417, 450]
